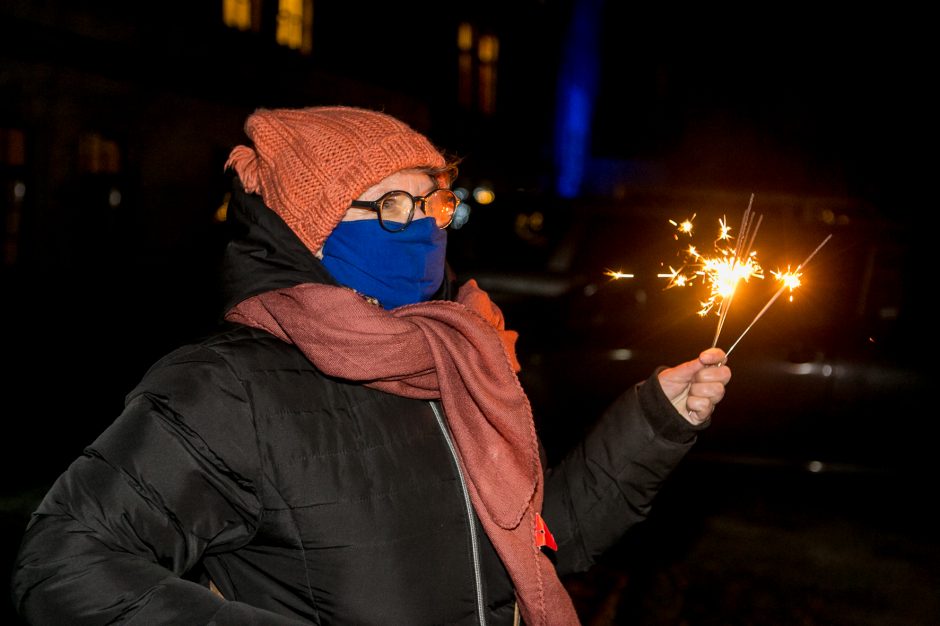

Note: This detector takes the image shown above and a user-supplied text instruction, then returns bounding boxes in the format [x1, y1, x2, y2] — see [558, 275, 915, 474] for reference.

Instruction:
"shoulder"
[105, 327, 289, 476]
[125, 324, 338, 428]
[130, 325, 309, 397]
[120, 326, 284, 433]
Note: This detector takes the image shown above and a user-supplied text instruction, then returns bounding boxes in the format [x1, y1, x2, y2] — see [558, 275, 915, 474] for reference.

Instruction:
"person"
[10, 106, 731, 625]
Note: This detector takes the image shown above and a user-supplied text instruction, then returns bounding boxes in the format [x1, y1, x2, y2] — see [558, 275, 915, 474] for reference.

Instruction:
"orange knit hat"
[225, 106, 446, 253]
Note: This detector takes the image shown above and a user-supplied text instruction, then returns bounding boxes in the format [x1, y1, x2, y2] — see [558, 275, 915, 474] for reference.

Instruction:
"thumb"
[659, 358, 705, 388]
[661, 356, 705, 387]
[698, 347, 728, 367]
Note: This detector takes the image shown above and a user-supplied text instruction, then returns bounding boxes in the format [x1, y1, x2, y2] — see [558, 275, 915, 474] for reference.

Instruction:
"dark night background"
[1, 2, 936, 624]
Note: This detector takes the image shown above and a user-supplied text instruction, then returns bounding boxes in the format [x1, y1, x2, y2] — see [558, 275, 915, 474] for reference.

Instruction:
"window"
[276, 0, 313, 54]
[78, 133, 121, 175]
[457, 22, 474, 109]
[456, 23, 499, 115]
[477, 34, 499, 115]
[223, 0, 256, 31]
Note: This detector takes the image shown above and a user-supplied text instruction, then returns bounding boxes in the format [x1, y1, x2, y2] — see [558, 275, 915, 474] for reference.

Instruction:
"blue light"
[451, 202, 471, 229]
[556, 87, 590, 198]
[554, 0, 603, 198]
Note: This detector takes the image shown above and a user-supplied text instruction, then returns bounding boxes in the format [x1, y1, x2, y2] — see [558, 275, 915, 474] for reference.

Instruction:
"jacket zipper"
[430, 401, 487, 626]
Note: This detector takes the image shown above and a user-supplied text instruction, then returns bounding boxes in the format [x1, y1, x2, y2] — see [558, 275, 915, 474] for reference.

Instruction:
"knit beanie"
[225, 106, 446, 254]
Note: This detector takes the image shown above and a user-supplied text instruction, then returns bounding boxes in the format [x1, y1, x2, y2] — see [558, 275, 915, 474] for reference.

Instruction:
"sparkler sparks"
[604, 270, 635, 280]
[604, 194, 833, 356]
[690, 248, 763, 317]
[663, 195, 765, 337]
[724, 234, 832, 356]
[665, 196, 831, 353]
[669, 213, 696, 239]
[771, 266, 802, 301]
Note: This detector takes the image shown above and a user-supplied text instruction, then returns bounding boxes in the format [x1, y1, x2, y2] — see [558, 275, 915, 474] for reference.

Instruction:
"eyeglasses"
[349, 189, 458, 232]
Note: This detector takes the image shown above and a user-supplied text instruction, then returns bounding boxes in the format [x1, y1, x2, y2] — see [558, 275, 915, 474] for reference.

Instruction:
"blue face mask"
[321, 217, 447, 310]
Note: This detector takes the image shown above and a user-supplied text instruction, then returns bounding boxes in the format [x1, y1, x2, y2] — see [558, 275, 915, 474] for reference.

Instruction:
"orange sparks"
[693, 250, 764, 316]
[717, 216, 732, 241]
[772, 266, 802, 301]
[601, 196, 831, 357]
[663, 214, 764, 317]
[604, 269, 635, 280]
[723, 234, 832, 356]
[669, 213, 696, 240]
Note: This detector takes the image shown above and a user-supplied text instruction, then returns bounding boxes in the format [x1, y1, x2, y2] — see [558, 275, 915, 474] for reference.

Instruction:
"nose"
[413, 197, 430, 220]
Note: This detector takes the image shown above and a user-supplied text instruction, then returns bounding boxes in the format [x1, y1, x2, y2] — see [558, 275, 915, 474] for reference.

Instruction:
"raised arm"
[542, 349, 730, 576]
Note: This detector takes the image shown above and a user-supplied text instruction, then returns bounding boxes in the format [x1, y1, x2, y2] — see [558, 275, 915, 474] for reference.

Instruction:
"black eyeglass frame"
[349, 189, 458, 232]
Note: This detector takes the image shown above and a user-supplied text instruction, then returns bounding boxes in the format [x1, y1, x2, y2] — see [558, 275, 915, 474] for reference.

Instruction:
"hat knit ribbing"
[225, 106, 446, 254]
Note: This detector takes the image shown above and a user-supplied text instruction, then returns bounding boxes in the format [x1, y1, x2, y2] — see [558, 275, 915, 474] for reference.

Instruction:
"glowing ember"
[724, 234, 833, 356]
[663, 205, 764, 320]
[717, 216, 733, 241]
[604, 270, 635, 280]
[669, 213, 696, 239]
[772, 266, 802, 302]
[693, 248, 763, 316]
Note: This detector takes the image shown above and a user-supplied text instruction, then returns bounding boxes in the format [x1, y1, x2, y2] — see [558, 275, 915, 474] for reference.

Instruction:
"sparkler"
[724, 234, 832, 356]
[606, 194, 833, 357]
[662, 194, 765, 346]
[660, 195, 834, 355]
[710, 194, 762, 348]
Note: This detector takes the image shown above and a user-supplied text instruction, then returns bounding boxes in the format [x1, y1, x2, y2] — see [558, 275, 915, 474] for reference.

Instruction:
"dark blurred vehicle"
[449, 188, 930, 471]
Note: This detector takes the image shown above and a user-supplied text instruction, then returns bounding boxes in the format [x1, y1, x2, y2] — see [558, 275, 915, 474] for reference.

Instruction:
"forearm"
[14, 504, 305, 626]
[14, 511, 303, 625]
[14, 511, 223, 625]
[11, 453, 287, 625]
[543, 370, 705, 575]
[11, 351, 277, 624]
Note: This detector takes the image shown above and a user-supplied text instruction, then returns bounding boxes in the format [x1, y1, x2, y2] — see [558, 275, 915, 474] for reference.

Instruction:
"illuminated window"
[457, 23, 474, 109]
[456, 24, 499, 115]
[0, 128, 25, 167]
[277, 0, 313, 54]
[78, 133, 121, 175]
[223, 0, 254, 31]
[477, 34, 499, 115]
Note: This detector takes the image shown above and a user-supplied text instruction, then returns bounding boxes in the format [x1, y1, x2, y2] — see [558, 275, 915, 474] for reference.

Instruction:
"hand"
[657, 348, 731, 425]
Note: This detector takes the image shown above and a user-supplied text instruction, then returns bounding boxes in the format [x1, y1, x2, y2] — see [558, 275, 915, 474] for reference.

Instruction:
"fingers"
[698, 347, 728, 367]
[695, 348, 731, 386]
[694, 362, 732, 385]
[682, 387, 723, 424]
[661, 348, 728, 389]
[659, 357, 706, 389]
[684, 362, 731, 424]
[688, 380, 727, 408]
[657, 348, 732, 425]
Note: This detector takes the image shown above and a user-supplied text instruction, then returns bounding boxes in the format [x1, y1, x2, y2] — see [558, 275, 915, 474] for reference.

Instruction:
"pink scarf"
[225, 279, 580, 625]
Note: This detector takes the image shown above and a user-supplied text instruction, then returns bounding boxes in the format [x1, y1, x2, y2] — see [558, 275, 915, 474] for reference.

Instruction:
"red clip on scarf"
[226, 279, 579, 626]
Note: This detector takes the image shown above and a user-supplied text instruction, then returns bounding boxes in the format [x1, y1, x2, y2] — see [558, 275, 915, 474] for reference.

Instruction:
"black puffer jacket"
[11, 185, 706, 625]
